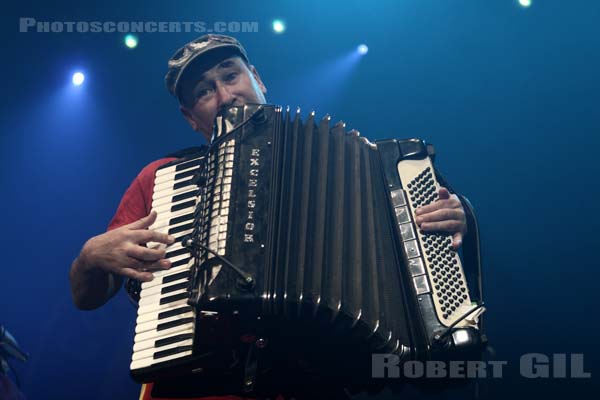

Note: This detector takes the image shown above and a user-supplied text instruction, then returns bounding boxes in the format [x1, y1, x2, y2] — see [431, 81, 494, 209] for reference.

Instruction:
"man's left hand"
[415, 187, 467, 249]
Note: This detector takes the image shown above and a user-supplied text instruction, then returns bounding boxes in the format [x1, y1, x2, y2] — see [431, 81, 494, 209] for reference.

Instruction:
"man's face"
[179, 56, 267, 140]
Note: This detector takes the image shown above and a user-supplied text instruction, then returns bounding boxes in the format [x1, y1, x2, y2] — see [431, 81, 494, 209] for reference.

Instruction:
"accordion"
[129, 104, 486, 394]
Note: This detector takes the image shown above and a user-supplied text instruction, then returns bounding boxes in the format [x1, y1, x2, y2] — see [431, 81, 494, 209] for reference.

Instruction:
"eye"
[224, 72, 238, 82]
[194, 87, 213, 100]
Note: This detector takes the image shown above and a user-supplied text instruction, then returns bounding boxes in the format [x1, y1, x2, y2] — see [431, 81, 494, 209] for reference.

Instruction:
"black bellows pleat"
[358, 140, 381, 344]
[270, 109, 293, 314]
[283, 110, 314, 318]
[338, 133, 362, 332]
[302, 114, 330, 318]
[322, 120, 345, 322]
[265, 107, 283, 315]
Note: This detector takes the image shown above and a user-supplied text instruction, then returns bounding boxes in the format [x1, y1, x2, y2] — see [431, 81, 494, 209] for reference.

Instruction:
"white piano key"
[152, 189, 198, 208]
[153, 175, 196, 194]
[137, 258, 191, 287]
[152, 198, 196, 215]
[155, 157, 203, 177]
[137, 297, 189, 317]
[154, 165, 200, 186]
[138, 277, 189, 298]
[152, 217, 195, 233]
[135, 310, 194, 334]
[136, 303, 192, 325]
[152, 184, 198, 202]
[141, 264, 192, 290]
[154, 165, 200, 185]
[138, 288, 187, 308]
[153, 209, 195, 230]
[163, 174, 199, 191]
[130, 348, 193, 371]
[134, 321, 192, 343]
[132, 338, 194, 361]
[133, 324, 194, 352]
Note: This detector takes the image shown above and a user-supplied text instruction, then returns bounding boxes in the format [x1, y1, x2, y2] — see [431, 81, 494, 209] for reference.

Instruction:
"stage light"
[272, 19, 286, 34]
[72, 72, 85, 86]
[357, 44, 369, 55]
[518, 0, 532, 7]
[124, 34, 138, 49]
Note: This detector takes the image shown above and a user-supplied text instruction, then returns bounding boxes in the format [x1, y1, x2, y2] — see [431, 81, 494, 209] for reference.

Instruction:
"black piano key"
[174, 169, 198, 182]
[171, 257, 191, 268]
[165, 247, 189, 259]
[169, 213, 194, 226]
[159, 292, 188, 305]
[153, 344, 193, 360]
[171, 200, 196, 213]
[158, 306, 193, 320]
[173, 232, 190, 241]
[169, 223, 194, 235]
[157, 316, 195, 332]
[161, 281, 189, 295]
[172, 190, 197, 203]
[176, 158, 202, 172]
[163, 271, 189, 284]
[174, 179, 195, 190]
[155, 333, 194, 348]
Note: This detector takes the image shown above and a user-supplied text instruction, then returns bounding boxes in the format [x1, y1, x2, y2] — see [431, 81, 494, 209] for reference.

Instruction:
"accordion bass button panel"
[393, 158, 478, 329]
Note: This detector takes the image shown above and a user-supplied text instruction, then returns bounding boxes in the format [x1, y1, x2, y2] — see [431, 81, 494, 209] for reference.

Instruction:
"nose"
[215, 82, 236, 113]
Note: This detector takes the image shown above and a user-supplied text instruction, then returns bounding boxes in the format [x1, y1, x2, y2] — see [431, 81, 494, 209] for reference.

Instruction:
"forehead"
[189, 56, 245, 86]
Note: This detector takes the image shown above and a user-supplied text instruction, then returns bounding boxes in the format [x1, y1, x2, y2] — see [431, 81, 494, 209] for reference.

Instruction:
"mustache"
[216, 100, 249, 117]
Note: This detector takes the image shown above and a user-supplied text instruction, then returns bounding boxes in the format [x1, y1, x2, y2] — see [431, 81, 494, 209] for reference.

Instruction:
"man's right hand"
[78, 211, 175, 282]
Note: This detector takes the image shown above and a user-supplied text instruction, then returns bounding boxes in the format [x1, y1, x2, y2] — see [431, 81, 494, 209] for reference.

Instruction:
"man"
[69, 34, 468, 398]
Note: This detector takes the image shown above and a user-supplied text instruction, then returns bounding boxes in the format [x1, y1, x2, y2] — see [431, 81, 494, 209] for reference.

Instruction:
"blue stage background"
[1, 0, 598, 398]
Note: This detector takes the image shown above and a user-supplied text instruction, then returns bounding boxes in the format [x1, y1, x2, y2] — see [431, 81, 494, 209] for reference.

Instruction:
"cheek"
[194, 99, 217, 117]
[242, 80, 265, 102]
[191, 104, 218, 131]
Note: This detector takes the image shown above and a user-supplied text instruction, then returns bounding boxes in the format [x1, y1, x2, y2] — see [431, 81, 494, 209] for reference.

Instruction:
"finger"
[129, 258, 172, 272]
[119, 268, 155, 282]
[420, 220, 463, 233]
[126, 245, 167, 261]
[415, 197, 462, 216]
[452, 232, 463, 250]
[416, 199, 456, 216]
[438, 187, 451, 200]
[416, 208, 464, 224]
[126, 211, 158, 230]
[415, 200, 443, 216]
[133, 229, 176, 246]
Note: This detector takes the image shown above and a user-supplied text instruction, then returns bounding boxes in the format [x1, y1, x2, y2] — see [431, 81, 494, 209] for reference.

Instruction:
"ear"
[180, 105, 199, 132]
[249, 65, 267, 94]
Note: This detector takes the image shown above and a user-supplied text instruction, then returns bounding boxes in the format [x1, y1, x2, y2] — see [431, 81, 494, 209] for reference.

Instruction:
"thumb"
[452, 232, 463, 250]
[438, 186, 450, 200]
[126, 211, 157, 230]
